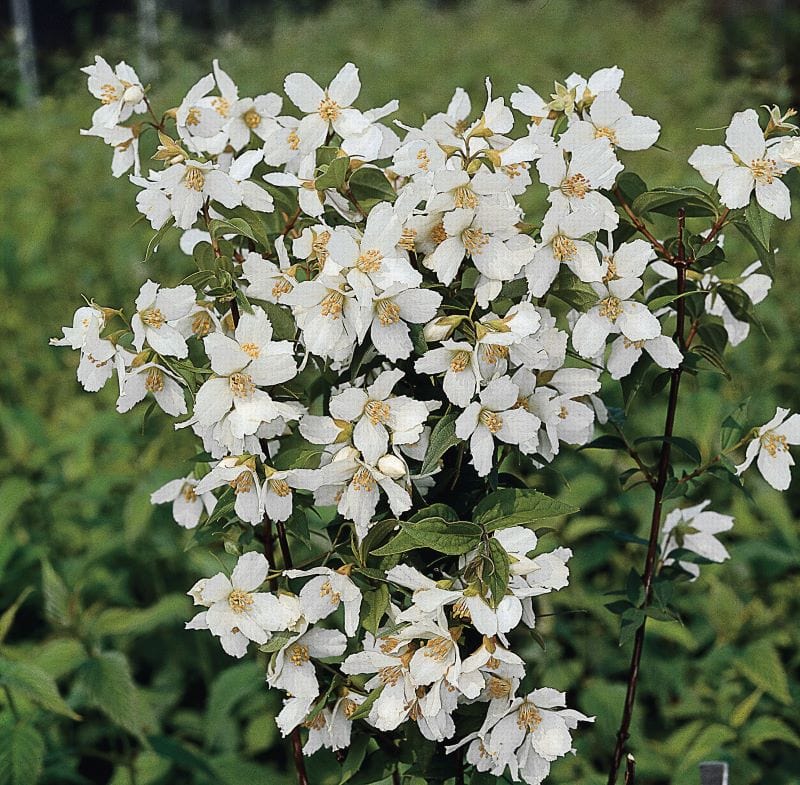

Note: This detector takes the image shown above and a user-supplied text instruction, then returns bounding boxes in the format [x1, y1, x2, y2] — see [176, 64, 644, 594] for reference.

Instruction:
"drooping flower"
[150, 476, 217, 529]
[660, 500, 734, 579]
[735, 407, 800, 490]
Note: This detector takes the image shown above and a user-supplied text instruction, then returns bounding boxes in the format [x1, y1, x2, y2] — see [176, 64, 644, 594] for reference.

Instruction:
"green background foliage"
[1, 1, 798, 783]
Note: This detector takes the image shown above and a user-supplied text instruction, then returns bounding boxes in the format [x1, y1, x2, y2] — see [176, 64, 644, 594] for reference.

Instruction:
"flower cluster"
[54, 58, 800, 785]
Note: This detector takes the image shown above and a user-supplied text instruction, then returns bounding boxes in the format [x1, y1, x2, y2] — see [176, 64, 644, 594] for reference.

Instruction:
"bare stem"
[612, 186, 673, 261]
[607, 209, 688, 784]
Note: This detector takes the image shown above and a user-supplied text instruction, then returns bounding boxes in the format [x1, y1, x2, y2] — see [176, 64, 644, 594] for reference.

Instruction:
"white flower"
[131, 280, 196, 358]
[226, 92, 282, 150]
[269, 624, 348, 733]
[566, 66, 625, 103]
[284, 63, 370, 151]
[735, 407, 800, 490]
[285, 566, 363, 636]
[81, 124, 140, 178]
[193, 307, 298, 438]
[537, 139, 622, 230]
[195, 457, 263, 524]
[160, 160, 242, 230]
[176, 60, 238, 154]
[661, 500, 734, 579]
[704, 261, 771, 346]
[392, 136, 447, 179]
[455, 377, 539, 477]
[302, 691, 364, 755]
[241, 238, 296, 304]
[415, 340, 481, 408]
[150, 476, 216, 529]
[526, 206, 604, 296]
[81, 56, 145, 129]
[116, 360, 187, 417]
[328, 369, 431, 464]
[689, 109, 791, 219]
[510, 84, 551, 125]
[186, 552, 302, 657]
[562, 91, 660, 151]
[227, 150, 275, 213]
[606, 334, 682, 380]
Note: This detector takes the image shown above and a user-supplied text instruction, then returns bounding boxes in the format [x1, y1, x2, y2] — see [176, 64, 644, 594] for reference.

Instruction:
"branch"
[700, 207, 730, 246]
[612, 186, 673, 261]
[607, 209, 688, 785]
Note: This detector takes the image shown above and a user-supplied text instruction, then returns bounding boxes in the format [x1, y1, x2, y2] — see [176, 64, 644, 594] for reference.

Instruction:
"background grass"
[1, 1, 799, 783]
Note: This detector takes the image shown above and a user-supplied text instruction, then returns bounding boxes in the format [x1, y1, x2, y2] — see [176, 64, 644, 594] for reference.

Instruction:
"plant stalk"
[607, 210, 688, 784]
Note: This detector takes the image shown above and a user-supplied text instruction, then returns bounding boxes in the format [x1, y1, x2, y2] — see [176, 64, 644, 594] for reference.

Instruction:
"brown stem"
[343, 187, 368, 219]
[612, 186, 673, 261]
[607, 209, 688, 785]
[262, 515, 277, 591]
[623, 754, 636, 785]
[700, 207, 730, 246]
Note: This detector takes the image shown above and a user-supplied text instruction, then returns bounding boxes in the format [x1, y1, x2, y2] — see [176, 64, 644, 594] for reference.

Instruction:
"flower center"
[240, 342, 260, 358]
[356, 248, 383, 273]
[482, 344, 509, 365]
[185, 107, 201, 126]
[602, 255, 617, 283]
[290, 644, 310, 666]
[599, 296, 623, 321]
[462, 227, 490, 255]
[623, 337, 645, 350]
[375, 299, 401, 326]
[451, 597, 472, 620]
[211, 96, 230, 118]
[561, 172, 590, 198]
[287, 130, 300, 151]
[379, 665, 404, 686]
[318, 96, 341, 122]
[341, 697, 358, 718]
[454, 185, 479, 209]
[311, 230, 331, 262]
[431, 221, 448, 245]
[185, 166, 206, 192]
[272, 278, 293, 299]
[364, 399, 391, 425]
[423, 636, 452, 661]
[750, 158, 779, 185]
[487, 675, 512, 699]
[480, 408, 503, 433]
[229, 470, 254, 495]
[552, 234, 577, 262]
[399, 227, 417, 251]
[100, 83, 119, 104]
[303, 712, 326, 730]
[449, 350, 471, 373]
[192, 311, 214, 337]
[320, 580, 341, 605]
[243, 108, 262, 128]
[229, 372, 255, 398]
[320, 290, 344, 319]
[594, 126, 619, 145]
[517, 702, 543, 732]
[559, 405, 569, 420]
[269, 478, 291, 497]
[140, 307, 165, 328]
[228, 588, 253, 613]
[761, 431, 789, 457]
[181, 483, 198, 502]
[145, 367, 164, 393]
[416, 148, 431, 171]
[352, 467, 376, 493]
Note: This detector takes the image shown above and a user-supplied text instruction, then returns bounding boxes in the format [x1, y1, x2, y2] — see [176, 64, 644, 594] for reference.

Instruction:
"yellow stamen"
[480, 409, 503, 433]
[229, 372, 255, 398]
[560, 172, 590, 199]
[228, 588, 254, 614]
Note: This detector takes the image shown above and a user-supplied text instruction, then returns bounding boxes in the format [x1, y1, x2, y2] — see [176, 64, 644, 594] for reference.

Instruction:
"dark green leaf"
[473, 488, 578, 531]
[419, 410, 461, 475]
[143, 216, 175, 263]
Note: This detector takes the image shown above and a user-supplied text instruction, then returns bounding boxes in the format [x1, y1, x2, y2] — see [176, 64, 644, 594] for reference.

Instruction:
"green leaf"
[208, 217, 258, 243]
[315, 155, 350, 191]
[485, 538, 510, 608]
[143, 216, 175, 263]
[745, 198, 774, 251]
[630, 186, 717, 217]
[91, 594, 189, 638]
[370, 528, 419, 557]
[193, 241, 216, 271]
[40, 561, 70, 628]
[348, 686, 384, 721]
[339, 735, 370, 784]
[360, 585, 390, 635]
[408, 503, 459, 523]
[647, 289, 705, 312]
[473, 488, 578, 531]
[205, 661, 262, 748]
[359, 518, 401, 563]
[582, 435, 627, 451]
[729, 687, 763, 728]
[691, 345, 731, 379]
[616, 172, 648, 202]
[0, 722, 44, 785]
[0, 588, 33, 645]
[742, 716, 800, 749]
[0, 658, 80, 719]
[733, 217, 775, 276]
[735, 640, 791, 704]
[260, 301, 296, 341]
[348, 167, 396, 203]
[634, 435, 701, 464]
[720, 399, 750, 450]
[419, 410, 461, 475]
[75, 651, 154, 739]
[549, 270, 599, 310]
[0, 478, 32, 538]
[619, 607, 645, 647]
[257, 630, 298, 654]
[403, 518, 482, 555]
[148, 734, 217, 777]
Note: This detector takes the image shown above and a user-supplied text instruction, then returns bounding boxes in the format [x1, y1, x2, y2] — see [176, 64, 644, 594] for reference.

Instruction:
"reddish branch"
[607, 210, 689, 784]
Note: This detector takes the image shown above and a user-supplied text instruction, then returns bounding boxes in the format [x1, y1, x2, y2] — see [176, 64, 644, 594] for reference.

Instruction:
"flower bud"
[779, 137, 800, 167]
[333, 445, 359, 463]
[423, 315, 463, 342]
[377, 454, 406, 479]
[123, 84, 145, 104]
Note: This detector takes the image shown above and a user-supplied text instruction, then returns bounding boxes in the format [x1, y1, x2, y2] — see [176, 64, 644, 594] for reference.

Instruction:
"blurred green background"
[1, 1, 799, 783]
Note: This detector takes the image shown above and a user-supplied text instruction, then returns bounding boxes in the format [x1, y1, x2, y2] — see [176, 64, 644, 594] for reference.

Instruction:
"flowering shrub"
[52, 56, 800, 785]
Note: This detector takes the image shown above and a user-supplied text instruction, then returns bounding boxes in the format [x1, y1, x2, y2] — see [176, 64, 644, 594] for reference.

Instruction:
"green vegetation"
[0, 1, 798, 783]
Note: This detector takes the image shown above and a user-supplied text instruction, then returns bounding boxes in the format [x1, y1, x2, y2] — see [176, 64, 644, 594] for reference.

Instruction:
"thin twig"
[700, 207, 730, 246]
[612, 186, 673, 261]
[607, 209, 688, 785]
